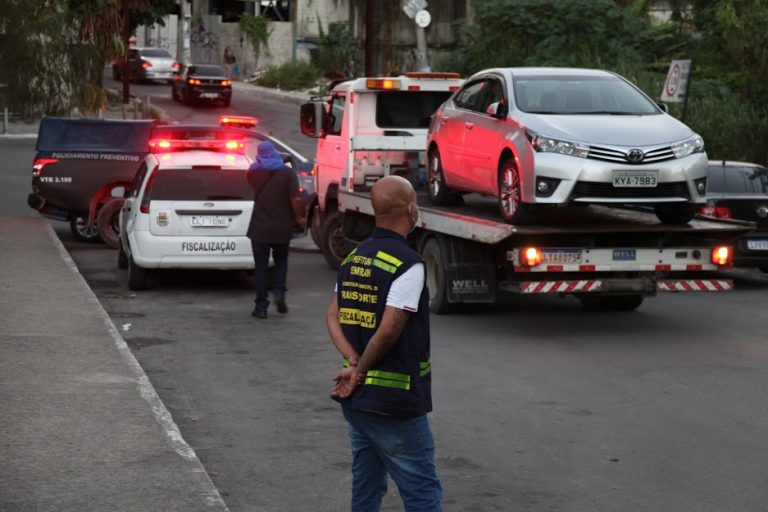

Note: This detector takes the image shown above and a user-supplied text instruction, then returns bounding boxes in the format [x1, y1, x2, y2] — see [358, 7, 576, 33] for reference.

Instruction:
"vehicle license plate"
[746, 239, 768, 251]
[201, 92, 219, 99]
[613, 249, 637, 261]
[613, 170, 658, 187]
[157, 72, 170, 78]
[541, 249, 582, 264]
[191, 216, 229, 227]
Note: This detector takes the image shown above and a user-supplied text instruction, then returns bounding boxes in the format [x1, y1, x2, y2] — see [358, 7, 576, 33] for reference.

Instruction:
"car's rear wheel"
[128, 252, 150, 290]
[498, 158, 531, 224]
[427, 148, 461, 206]
[654, 204, 696, 224]
[70, 216, 101, 243]
[97, 198, 124, 249]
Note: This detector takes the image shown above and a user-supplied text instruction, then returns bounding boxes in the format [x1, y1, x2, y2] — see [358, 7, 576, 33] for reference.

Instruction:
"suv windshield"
[376, 91, 453, 128]
[189, 65, 226, 77]
[513, 74, 660, 115]
[151, 170, 253, 201]
[141, 49, 172, 58]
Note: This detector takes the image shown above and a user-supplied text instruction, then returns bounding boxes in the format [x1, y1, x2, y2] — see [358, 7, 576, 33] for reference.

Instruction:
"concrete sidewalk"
[0, 217, 228, 512]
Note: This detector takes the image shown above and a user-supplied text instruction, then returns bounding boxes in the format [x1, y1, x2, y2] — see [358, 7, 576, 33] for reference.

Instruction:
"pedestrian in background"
[247, 140, 306, 319]
[223, 46, 237, 79]
[326, 175, 443, 511]
[344, 59, 357, 80]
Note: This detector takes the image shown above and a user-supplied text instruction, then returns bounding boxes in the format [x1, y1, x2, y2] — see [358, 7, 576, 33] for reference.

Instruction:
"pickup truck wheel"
[654, 204, 696, 224]
[427, 149, 461, 206]
[498, 159, 530, 224]
[97, 198, 124, 249]
[128, 253, 150, 291]
[320, 211, 353, 270]
[421, 238, 457, 314]
[117, 240, 129, 269]
[70, 216, 101, 243]
[579, 294, 643, 311]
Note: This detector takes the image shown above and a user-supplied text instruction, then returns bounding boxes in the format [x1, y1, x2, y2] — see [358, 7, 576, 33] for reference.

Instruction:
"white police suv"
[117, 123, 259, 290]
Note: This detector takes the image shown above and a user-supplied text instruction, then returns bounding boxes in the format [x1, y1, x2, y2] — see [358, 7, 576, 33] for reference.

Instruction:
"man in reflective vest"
[326, 175, 442, 512]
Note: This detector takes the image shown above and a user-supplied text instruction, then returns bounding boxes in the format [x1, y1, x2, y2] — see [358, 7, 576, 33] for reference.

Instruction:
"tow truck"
[300, 73, 753, 312]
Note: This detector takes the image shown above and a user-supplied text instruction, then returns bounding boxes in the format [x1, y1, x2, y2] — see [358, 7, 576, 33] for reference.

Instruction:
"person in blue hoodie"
[246, 140, 306, 318]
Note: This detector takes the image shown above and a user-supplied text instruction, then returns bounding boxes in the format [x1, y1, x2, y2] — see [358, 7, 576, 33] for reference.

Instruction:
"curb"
[233, 81, 311, 107]
[44, 221, 230, 511]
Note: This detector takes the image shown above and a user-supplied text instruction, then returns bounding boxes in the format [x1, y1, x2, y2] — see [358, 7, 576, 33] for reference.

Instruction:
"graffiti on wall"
[191, 23, 219, 50]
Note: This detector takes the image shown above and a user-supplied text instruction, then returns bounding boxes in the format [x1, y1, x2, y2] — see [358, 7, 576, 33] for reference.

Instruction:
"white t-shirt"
[334, 262, 425, 313]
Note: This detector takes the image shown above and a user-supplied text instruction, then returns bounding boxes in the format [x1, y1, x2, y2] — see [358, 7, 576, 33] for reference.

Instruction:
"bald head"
[371, 176, 418, 235]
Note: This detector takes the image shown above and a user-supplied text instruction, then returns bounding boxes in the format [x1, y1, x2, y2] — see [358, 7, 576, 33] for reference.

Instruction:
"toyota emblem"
[626, 149, 644, 163]
[757, 206, 768, 218]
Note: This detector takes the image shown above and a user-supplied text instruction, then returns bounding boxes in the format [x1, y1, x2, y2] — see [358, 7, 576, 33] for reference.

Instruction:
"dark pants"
[251, 241, 289, 310]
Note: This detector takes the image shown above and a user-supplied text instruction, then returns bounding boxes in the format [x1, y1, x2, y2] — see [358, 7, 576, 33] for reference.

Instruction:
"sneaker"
[251, 308, 268, 319]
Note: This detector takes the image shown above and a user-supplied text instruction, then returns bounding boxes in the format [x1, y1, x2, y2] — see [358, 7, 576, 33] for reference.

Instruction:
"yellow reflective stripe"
[341, 248, 357, 267]
[343, 359, 351, 368]
[419, 360, 430, 369]
[367, 370, 410, 383]
[364, 377, 410, 391]
[372, 259, 397, 274]
[376, 251, 403, 267]
[419, 362, 431, 377]
[339, 308, 377, 328]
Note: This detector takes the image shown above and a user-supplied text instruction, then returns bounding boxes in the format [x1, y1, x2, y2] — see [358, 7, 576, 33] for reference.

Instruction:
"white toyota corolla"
[118, 137, 256, 290]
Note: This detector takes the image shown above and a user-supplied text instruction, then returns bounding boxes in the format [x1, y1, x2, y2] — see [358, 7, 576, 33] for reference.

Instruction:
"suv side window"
[454, 80, 488, 112]
[130, 162, 149, 198]
[327, 95, 346, 136]
[478, 78, 505, 114]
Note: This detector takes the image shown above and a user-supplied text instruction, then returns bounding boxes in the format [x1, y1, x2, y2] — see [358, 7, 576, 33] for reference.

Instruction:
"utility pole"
[122, 0, 131, 104]
[181, 0, 192, 66]
[364, 0, 375, 76]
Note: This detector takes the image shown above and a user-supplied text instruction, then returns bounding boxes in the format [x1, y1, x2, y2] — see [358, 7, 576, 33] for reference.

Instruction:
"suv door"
[440, 79, 489, 189]
[462, 76, 507, 194]
[316, 94, 348, 208]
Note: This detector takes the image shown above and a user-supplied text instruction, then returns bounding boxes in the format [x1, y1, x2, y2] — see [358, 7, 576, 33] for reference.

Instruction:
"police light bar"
[219, 115, 258, 128]
[148, 139, 245, 154]
[366, 79, 401, 90]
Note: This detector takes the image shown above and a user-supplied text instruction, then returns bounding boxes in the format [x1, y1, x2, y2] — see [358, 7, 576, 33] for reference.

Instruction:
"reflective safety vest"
[334, 227, 432, 417]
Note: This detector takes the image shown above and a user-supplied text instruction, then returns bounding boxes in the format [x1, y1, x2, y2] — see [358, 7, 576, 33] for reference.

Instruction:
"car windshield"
[513, 74, 660, 115]
[141, 49, 172, 58]
[151, 169, 253, 201]
[708, 165, 768, 194]
[376, 91, 453, 128]
[190, 65, 226, 77]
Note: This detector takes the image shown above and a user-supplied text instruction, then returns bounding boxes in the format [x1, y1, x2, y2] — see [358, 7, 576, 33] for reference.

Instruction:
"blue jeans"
[342, 407, 443, 512]
[251, 241, 288, 309]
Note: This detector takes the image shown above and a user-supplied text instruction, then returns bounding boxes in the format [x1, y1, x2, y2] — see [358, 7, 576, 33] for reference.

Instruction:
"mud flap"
[441, 236, 496, 304]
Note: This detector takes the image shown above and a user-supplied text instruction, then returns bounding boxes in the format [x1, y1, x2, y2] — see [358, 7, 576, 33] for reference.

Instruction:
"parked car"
[427, 67, 708, 224]
[112, 47, 179, 83]
[701, 160, 768, 270]
[171, 64, 232, 107]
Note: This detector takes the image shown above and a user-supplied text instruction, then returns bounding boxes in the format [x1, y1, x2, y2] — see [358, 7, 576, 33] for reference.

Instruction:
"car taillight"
[32, 158, 59, 178]
[141, 60, 152, 69]
[172, 61, 180, 70]
[139, 166, 159, 214]
[221, 80, 232, 86]
[188, 78, 201, 85]
[520, 247, 543, 267]
[698, 205, 732, 219]
[148, 138, 245, 154]
[711, 246, 732, 266]
[224, 140, 243, 151]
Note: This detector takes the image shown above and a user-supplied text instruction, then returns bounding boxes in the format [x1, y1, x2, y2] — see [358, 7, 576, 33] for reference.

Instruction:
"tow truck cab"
[300, 72, 464, 265]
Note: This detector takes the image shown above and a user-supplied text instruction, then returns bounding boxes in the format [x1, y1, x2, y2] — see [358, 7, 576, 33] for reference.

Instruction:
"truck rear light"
[408, 85, 421, 91]
[711, 246, 732, 266]
[449, 86, 459, 91]
[520, 247, 543, 267]
[366, 79, 400, 90]
[219, 115, 258, 128]
[139, 165, 159, 214]
[32, 158, 59, 177]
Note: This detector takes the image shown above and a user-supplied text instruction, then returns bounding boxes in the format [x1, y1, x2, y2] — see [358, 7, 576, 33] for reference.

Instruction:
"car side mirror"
[300, 102, 327, 138]
[657, 102, 669, 113]
[486, 102, 507, 119]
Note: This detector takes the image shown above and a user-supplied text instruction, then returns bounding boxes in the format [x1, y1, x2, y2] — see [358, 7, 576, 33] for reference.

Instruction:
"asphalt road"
[5, 80, 768, 511]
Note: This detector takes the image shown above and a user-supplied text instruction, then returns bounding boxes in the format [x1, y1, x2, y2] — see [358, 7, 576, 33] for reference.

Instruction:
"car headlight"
[526, 130, 589, 158]
[671, 134, 704, 159]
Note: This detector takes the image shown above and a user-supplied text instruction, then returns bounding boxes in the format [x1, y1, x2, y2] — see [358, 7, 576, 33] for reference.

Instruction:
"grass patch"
[256, 61, 318, 91]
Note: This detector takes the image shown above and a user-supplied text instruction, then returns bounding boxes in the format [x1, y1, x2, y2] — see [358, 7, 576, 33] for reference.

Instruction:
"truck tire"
[427, 148, 462, 206]
[421, 237, 457, 314]
[70, 216, 101, 243]
[320, 210, 353, 270]
[117, 240, 129, 270]
[498, 158, 531, 224]
[97, 198, 124, 249]
[128, 253, 150, 291]
[654, 204, 696, 224]
[579, 294, 643, 311]
[310, 212, 322, 248]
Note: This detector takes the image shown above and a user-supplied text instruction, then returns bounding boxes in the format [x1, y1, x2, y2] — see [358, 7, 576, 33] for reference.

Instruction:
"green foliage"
[311, 20, 361, 76]
[256, 61, 319, 91]
[240, 13, 271, 61]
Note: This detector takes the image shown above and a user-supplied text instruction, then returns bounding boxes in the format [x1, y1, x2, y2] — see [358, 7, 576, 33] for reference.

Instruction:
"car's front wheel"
[654, 204, 696, 224]
[498, 158, 531, 224]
